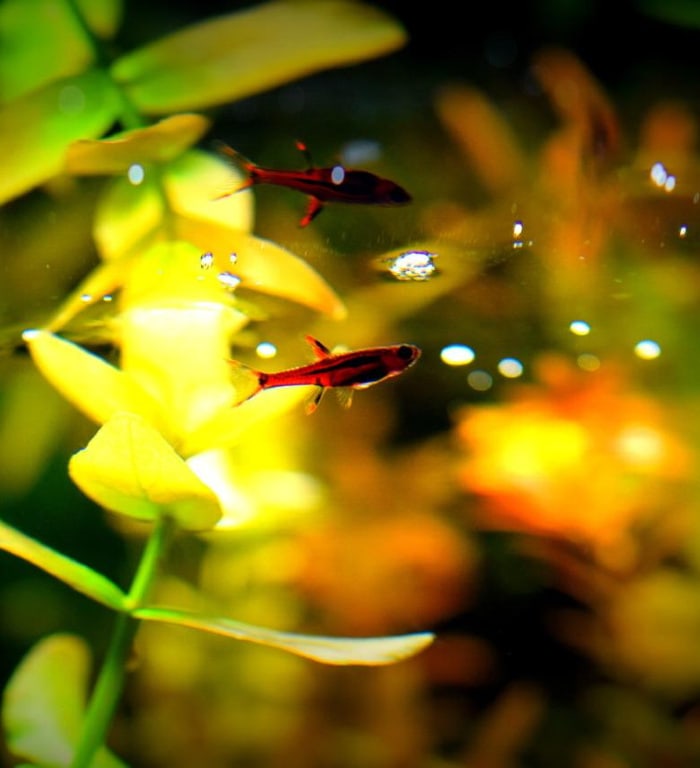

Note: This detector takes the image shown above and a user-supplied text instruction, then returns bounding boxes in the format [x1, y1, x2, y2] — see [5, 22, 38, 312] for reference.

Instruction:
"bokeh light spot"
[634, 340, 661, 360]
[497, 358, 524, 378]
[467, 370, 493, 391]
[440, 344, 475, 366]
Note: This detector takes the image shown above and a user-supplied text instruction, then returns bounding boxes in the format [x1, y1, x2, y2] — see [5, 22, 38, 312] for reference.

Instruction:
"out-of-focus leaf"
[173, 219, 347, 318]
[44, 260, 131, 333]
[22, 329, 161, 428]
[0, 69, 120, 204]
[2, 634, 127, 768]
[0, 366, 69, 497]
[0, 0, 122, 102]
[184, 386, 309, 457]
[93, 149, 252, 262]
[164, 149, 253, 233]
[0, 520, 127, 610]
[635, 0, 700, 27]
[111, 0, 407, 113]
[134, 606, 434, 665]
[94, 176, 164, 262]
[69, 412, 222, 531]
[65, 114, 211, 175]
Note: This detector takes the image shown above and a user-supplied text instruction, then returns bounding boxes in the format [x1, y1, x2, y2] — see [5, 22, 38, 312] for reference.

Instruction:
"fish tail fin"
[227, 358, 264, 404]
[213, 141, 258, 198]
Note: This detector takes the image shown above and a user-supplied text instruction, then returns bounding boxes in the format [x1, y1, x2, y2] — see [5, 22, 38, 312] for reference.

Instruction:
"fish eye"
[397, 345, 416, 360]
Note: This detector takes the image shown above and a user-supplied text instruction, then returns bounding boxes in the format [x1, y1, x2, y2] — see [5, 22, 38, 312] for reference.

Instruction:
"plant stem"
[62, 0, 145, 130]
[70, 516, 174, 768]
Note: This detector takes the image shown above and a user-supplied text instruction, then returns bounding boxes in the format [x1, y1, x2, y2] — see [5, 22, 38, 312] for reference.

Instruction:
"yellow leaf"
[93, 149, 252, 262]
[22, 329, 162, 429]
[111, 0, 407, 113]
[134, 606, 434, 665]
[65, 113, 211, 175]
[164, 149, 253, 233]
[69, 412, 222, 530]
[172, 219, 347, 319]
[94, 175, 164, 261]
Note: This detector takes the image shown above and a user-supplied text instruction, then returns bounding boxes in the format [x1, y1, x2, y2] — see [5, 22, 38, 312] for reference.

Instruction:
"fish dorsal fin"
[304, 335, 332, 359]
[295, 140, 314, 169]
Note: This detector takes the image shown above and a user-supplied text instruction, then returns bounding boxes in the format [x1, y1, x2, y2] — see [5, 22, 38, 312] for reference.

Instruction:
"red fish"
[216, 141, 412, 227]
[234, 335, 421, 413]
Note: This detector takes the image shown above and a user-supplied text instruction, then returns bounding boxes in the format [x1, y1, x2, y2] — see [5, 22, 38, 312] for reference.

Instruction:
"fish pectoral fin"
[304, 335, 332, 359]
[304, 386, 326, 414]
[335, 387, 355, 409]
[299, 197, 324, 227]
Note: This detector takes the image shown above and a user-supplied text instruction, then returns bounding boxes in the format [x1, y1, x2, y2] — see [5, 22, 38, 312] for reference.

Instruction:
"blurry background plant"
[4, 0, 700, 766]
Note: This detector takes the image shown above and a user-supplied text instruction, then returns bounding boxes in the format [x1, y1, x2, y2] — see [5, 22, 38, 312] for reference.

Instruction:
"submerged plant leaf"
[0, 0, 122, 102]
[134, 606, 434, 665]
[111, 0, 407, 113]
[22, 329, 161, 428]
[2, 634, 126, 768]
[0, 69, 120, 203]
[171, 220, 347, 319]
[69, 412, 222, 530]
[65, 113, 211, 174]
[93, 149, 252, 262]
[163, 149, 253, 233]
[0, 520, 126, 610]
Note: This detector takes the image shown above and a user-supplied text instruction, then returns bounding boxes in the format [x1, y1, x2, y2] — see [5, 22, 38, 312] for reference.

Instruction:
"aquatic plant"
[0, 2, 434, 765]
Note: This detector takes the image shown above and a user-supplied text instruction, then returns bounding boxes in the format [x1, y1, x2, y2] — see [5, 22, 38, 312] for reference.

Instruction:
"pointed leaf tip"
[134, 606, 434, 665]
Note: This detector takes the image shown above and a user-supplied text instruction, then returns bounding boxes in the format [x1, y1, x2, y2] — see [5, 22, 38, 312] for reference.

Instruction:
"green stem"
[62, 0, 144, 130]
[70, 516, 174, 768]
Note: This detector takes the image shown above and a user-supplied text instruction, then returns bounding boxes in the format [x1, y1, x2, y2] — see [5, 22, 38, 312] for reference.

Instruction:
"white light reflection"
[440, 344, 475, 366]
[650, 161, 676, 192]
[497, 358, 523, 378]
[634, 340, 661, 360]
[569, 320, 591, 336]
[200, 252, 214, 269]
[256, 341, 277, 359]
[218, 271, 241, 290]
[512, 219, 525, 248]
[127, 163, 145, 185]
[387, 250, 438, 281]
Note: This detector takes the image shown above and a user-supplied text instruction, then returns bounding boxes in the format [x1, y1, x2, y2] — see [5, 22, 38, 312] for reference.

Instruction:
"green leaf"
[0, 0, 122, 102]
[68, 412, 222, 531]
[0, 69, 121, 203]
[66, 113, 211, 175]
[2, 634, 127, 768]
[635, 0, 700, 27]
[0, 520, 127, 610]
[133, 606, 434, 665]
[111, 0, 407, 113]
